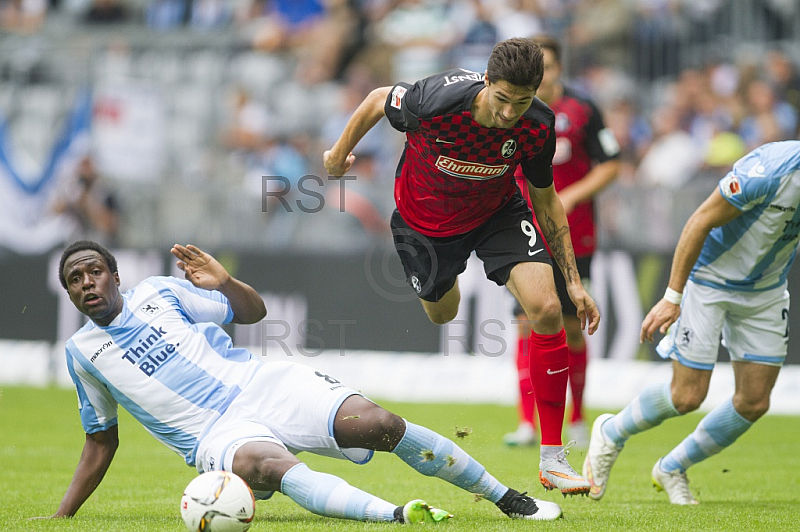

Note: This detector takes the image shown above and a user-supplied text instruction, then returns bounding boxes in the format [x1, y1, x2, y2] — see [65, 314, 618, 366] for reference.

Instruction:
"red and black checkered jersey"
[515, 85, 620, 256]
[384, 68, 555, 237]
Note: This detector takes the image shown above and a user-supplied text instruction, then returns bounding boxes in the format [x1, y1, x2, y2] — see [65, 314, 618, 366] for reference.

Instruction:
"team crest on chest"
[501, 139, 516, 158]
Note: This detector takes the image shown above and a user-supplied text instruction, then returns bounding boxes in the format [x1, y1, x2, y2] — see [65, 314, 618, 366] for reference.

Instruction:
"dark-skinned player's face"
[63, 250, 122, 326]
[483, 78, 536, 128]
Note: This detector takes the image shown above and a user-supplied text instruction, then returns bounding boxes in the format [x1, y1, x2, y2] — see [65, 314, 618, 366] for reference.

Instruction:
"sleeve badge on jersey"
[390, 86, 406, 110]
[720, 173, 741, 197]
[598, 127, 621, 156]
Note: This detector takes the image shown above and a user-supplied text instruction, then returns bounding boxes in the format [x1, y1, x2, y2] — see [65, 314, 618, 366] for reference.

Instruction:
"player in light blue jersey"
[45, 240, 563, 522]
[583, 140, 800, 504]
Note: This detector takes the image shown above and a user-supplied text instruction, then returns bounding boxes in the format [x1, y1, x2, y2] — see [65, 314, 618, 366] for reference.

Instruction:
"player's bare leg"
[232, 422, 447, 522]
[420, 280, 461, 325]
[507, 262, 589, 496]
[653, 362, 780, 504]
[506, 262, 562, 334]
[333, 395, 562, 520]
[584, 361, 708, 500]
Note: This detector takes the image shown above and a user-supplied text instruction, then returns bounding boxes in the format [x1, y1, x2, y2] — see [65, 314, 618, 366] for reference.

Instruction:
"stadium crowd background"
[0, 0, 799, 256]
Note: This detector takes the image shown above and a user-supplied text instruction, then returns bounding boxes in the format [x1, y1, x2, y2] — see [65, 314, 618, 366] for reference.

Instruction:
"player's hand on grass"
[323, 150, 355, 177]
[171, 244, 231, 291]
[640, 299, 681, 343]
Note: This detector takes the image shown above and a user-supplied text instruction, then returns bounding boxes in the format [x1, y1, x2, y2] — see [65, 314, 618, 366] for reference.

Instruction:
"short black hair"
[486, 37, 544, 91]
[59, 240, 118, 290]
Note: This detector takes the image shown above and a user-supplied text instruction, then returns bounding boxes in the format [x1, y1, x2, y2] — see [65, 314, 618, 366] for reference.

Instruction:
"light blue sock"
[392, 421, 507, 503]
[603, 382, 680, 446]
[660, 398, 753, 473]
[280, 463, 396, 521]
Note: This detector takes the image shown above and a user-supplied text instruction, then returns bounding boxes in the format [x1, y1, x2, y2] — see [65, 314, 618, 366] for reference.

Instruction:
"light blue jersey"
[65, 276, 263, 466]
[691, 141, 800, 292]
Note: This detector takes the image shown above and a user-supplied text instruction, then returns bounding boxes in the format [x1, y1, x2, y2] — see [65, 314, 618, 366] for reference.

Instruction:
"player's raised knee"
[671, 390, 705, 414]
[521, 296, 562, 331]
[426, 307, 458, 325]
[733, 394, 771, 421]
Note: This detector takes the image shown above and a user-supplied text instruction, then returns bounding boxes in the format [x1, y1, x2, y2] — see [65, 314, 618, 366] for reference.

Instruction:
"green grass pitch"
[2, 385, 799, 531]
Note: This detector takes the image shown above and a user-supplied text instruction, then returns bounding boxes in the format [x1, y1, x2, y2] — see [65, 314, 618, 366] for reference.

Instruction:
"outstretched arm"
[323, 86, 392, 177]
[529, 182, 600, 334]
[48, 426, 119, 518]
[640, 188, 742, 343]
[170, 244, 267, 324]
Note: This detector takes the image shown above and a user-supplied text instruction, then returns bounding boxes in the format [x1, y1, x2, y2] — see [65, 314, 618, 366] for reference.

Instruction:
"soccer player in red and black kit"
[324, 38, 600, 498]
[505, 36, 620, 450]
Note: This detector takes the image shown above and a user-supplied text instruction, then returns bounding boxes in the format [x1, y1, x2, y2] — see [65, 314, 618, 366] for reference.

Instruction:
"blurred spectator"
[632, 0, 687, 81]
[145, 0, 188, 30]
[376, 0, 458, 81]
[764, 49, 800, 117]
[319, 63, 394, 179]
[245, 134, 312, 248]
[0, 0, 47, 33]
[449, 0, 496, 73]
[636, 104, 703, 188]
[219, 87, 272, 156]
[568, 0, 634, 71]
[687, 84, 734, 151]
[50, 155, 120, 246]
[738, 78, 798, 150]
[603, 96, 651, 182]
[703, 131, 746, 170]
[669, 68, 706, 130]
[84, 0, 127, 23]
[486, 0, 543, 43]
[759, 0, 794, 41]
[189, 0, 232, 30]
[324, 153, 390, 240]
[247, 0, 362, 84]
[536, 0, 573, 36]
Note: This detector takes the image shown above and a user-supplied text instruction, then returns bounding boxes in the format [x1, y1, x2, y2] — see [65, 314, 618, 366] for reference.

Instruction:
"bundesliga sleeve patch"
[390, 86, 407, 109]
[598, 128, 620, 156]
[720, 173, 741, 197]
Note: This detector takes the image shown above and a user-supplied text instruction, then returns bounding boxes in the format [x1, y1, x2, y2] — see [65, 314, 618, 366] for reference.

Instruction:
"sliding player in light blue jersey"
[45, 240, 563, 523]
[583, 140, 800, 504]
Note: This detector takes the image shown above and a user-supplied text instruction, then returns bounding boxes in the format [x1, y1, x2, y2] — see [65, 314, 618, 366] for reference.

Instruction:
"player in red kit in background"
[505, 36, 620, 449]
[324, 38, 600, 497]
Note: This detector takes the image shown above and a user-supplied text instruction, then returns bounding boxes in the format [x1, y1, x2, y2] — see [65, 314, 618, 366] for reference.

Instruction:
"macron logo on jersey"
[435, 155, 508, 180]
[90, 340, 114, 363]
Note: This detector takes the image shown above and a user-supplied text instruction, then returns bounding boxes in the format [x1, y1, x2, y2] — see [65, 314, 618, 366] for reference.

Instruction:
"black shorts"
[391, 192, 551, 302]
[513, 254, 592, 316]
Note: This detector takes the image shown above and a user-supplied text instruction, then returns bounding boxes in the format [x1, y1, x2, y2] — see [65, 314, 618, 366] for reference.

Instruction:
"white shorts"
[656, 280, 790, 370]
[195, 361, 374, 477]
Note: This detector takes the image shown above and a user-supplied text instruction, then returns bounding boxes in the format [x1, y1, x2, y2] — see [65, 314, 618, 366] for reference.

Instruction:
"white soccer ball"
[180, 471, 256, 532]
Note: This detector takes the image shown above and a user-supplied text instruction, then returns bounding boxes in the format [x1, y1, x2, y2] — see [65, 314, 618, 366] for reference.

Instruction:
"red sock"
[568, 344, 588, 424]
[528, 329, 568, 446]
[515, 337, 537, 427]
